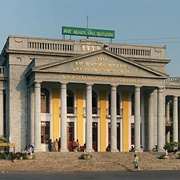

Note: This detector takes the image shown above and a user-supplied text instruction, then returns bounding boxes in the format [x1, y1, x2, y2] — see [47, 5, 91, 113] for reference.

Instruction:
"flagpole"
[87, 16, 89, 39]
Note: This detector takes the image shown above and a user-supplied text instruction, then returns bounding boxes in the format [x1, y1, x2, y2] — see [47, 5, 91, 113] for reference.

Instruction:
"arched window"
[131, 93, 135, 116]
[92, 90, 98, 114]
[41, 88, 50, 113]
[108, 92, 120, 115]
[67, 89, 74, 114]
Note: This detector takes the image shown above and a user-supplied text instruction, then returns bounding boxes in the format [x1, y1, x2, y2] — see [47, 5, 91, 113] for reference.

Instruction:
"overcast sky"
[0, 0, 180, 76]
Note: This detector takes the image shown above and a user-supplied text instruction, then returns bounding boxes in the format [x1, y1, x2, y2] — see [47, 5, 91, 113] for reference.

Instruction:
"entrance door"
[92, 122, 98, 151]
[117, 123, 120, 151]
[108, 122, 120, 151]
[67, 122, 74, 151]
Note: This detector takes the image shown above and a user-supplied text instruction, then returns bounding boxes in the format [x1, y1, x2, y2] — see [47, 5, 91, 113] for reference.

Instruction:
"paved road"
[0, 171, 179, 180]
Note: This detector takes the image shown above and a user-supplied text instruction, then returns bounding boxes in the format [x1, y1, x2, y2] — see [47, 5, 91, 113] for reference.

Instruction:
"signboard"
[62, 26, 115, 39]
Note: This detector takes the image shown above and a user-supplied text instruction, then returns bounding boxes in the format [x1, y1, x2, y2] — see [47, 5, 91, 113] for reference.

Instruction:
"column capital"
[86, 83, 93, 90]
[111, 84, 117, 87]
[61, 81, 68, 84]
[157, 86, 164, 92]
[34, 80, 42, 83]
[86, 83, 94, 86]
[111, 84, 117, 91]
[61, 82, 67, 89]
[34, 81, 41, 88]
[0, 89, 3, 95]
[135, 85, 142, 90]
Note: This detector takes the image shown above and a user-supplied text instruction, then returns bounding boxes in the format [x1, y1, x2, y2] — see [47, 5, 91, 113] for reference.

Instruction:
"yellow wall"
[76, 89, 84, 146]
[52, 88, 60, 141]
[100, 90, 107, 152]
[122, 91, 129, 152]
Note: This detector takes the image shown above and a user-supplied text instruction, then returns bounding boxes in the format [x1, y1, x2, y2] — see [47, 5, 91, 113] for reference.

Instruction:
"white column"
[173, 96, 178, 142]
[157, 87, 164, 152]
[60, 83, 69, 152]
[110, 85, 118, 152]
[34, 82, 42, 152]
[86, 84, 94, 152]
[134, 86, 142, 152]
[0, 89, 3, 135]
[141, 92, 145, 150]
[30, 86, 34, 146]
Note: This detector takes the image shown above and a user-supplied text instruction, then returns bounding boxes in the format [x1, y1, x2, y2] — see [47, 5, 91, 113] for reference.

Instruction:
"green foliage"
[0, 152, 6, 159]
[0, 135, 6, 143]
[163, 142, 180, 152]
[157, 154, 166, 159]
[79, 153, 92, 159]
[0, 135, 7, 151]
[0, 151, 35, 160]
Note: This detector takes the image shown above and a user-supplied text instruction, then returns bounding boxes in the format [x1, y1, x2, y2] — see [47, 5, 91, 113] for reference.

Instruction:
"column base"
[135, 149, 143, 152]
[86, 149, 94, 153]
[34, 148, 43, 152]
[158, 149, 165, 153]
[60, 148, 69, 152]
[111, 149, 119, 152]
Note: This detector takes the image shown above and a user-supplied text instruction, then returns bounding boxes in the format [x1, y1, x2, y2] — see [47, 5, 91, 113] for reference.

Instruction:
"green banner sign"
[62, 26, 115, 39]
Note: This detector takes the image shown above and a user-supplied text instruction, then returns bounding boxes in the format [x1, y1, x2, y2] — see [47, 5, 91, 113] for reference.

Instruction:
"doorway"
[67, 122, 74, 151]
[92, 122, 98, 151]
[108, 122, 120, 151]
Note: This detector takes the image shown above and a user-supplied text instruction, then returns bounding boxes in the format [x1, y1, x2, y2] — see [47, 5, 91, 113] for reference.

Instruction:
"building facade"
[0, 36, 179, 152]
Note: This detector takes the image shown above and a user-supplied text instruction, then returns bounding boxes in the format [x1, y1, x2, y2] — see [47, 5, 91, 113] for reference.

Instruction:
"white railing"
[27, 41, 74, 52]
[165, 77, 180, 83]
[109, 47, 151, 57]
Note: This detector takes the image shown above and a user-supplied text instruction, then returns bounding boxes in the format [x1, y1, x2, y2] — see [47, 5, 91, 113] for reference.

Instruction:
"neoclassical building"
[0, 36, 179, 152]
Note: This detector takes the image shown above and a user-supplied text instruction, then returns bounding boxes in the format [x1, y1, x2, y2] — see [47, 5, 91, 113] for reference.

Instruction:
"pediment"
[33, 49, 168, 78]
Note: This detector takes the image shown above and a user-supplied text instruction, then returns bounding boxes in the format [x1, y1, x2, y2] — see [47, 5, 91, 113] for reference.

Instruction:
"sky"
[0, 0, 180, 76]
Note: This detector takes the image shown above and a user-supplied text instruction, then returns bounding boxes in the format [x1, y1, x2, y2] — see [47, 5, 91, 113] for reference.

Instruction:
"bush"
[0, 135, 7, 151]
[157, 154, 166, 159]
[0, 152, 6, 159]
[177, 153, 180, 159]
[0, 135, 6, 143]
[164, 142, 180, 152]
[79, 153, 92, 159]
[0, 151, 35, 161]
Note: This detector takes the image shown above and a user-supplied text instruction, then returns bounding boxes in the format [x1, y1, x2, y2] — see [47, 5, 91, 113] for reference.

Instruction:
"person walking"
[76, 139, 80, 151]
[48, 139, 52, 152]
[133, 154, 140, 172]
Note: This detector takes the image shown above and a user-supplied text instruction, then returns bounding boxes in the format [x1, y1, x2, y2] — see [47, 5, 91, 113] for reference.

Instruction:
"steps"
[0, 152, 180, 172]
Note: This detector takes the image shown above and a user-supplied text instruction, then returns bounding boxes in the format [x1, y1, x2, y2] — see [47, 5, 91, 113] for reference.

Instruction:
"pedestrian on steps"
[133, 154, 140, 172]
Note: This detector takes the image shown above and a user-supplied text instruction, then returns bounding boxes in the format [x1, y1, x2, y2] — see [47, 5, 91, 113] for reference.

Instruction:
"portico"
[27, 49, 169, 153]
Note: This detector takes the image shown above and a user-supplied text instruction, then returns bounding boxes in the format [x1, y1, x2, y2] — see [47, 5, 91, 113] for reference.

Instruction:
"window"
[67, 89, 74, 114]
[92, 90, 98, 114]
[131, 123, 134, 145]
[41, 121, 50, 144]
[41, 88, 50, 113]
